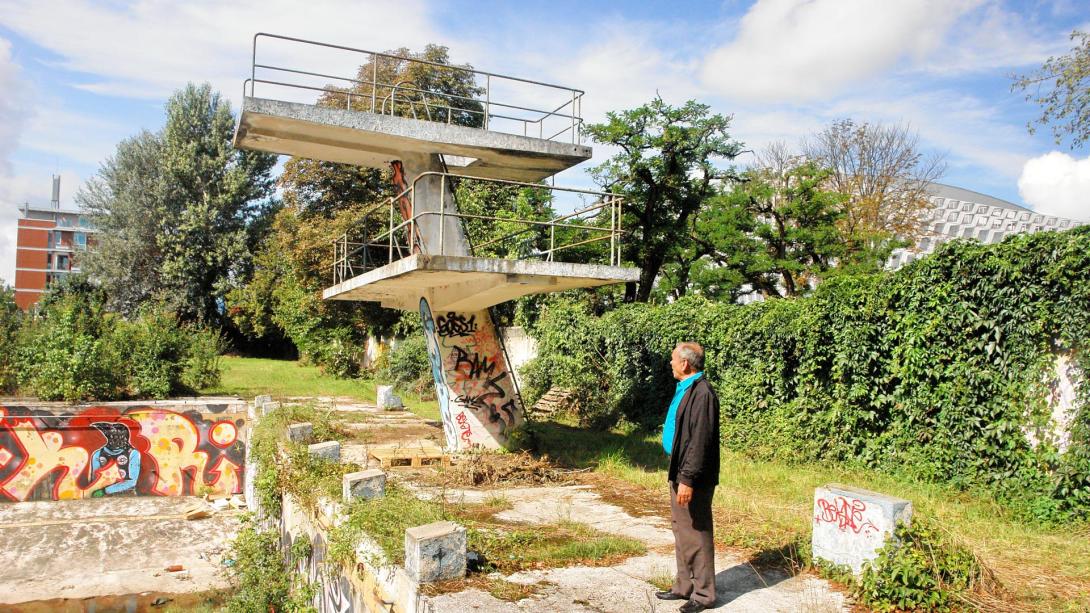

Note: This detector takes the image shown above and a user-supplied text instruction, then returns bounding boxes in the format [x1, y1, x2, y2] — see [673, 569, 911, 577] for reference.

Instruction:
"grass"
[201, 355, 440, 421]
[525, 419, 1090, 612]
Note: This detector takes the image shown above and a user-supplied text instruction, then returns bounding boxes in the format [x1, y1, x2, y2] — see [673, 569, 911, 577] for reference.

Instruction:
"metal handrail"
[331, 172, 625, 285]
[248, 32, 585, 144]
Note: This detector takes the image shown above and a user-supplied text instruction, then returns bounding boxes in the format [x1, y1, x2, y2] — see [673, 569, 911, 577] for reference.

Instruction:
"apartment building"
[14, 176, 96, 309]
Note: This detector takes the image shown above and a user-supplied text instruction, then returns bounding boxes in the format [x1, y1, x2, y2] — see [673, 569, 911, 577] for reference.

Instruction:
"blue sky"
[0, 0, 1088, 285]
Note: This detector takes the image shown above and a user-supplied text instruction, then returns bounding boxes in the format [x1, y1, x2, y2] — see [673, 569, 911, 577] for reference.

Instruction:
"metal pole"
[484, 75, 490, 130]
[570, 90, 576, 144]
[388, 199, 394, 262]
[439, 175, 446, 255]
[610, 197, 616, 266]
[549, 225, 555, 262]
[371, 54, 377, 113]
[251, 35, 257, 97]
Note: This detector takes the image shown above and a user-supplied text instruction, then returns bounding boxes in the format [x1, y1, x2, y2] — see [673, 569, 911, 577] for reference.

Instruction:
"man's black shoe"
[654, 591, 686, 601]
[678, 601, 709, 613]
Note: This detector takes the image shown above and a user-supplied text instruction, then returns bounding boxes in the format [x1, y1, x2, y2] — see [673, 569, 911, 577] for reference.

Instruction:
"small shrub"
[182, 325, 225, 390]
[378, 335, 431, 395]
[225, 523, 315, 613]
[856, 518, 993, 612]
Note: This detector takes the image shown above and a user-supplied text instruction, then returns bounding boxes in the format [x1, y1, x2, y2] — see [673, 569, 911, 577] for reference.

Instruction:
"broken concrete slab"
[343, 469, 386, 501]
[812, 483, 912, 575]
[405, 520, 466, 583]
[308, 441, 341, 462]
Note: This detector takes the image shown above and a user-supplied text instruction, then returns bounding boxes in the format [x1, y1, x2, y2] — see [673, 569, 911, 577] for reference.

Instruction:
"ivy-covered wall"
[524, 228, 1090, 521]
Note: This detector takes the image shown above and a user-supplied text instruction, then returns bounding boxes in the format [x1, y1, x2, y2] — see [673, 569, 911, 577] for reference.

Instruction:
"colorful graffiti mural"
[420, 297, 523, 450]
[0, 406, 245, 502]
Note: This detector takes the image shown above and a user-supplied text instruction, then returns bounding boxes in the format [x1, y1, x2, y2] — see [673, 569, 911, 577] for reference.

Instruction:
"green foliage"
[14, 289, 222, 401]
[856, 519, 989, 612]
[662, 159, 848, 300]
[78, 82, 276, 325]
[225, 522, 316, 613]
[526, 228, 1090, 520]
[1012, 30, 1090, 148]
[377, 335, 431, 396]
[586, 97, 744, 302]
[0, 286, 23, 392]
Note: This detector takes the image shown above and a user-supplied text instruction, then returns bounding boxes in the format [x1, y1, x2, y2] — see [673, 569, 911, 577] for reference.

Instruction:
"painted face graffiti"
[0, 406, 246, 502]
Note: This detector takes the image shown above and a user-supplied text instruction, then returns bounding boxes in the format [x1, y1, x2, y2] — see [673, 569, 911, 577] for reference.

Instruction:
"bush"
[856, 519, 992, 611]
[377, 335, 431, 395]
[525, 228, 1090, 520]
[14, 291, 224, 401]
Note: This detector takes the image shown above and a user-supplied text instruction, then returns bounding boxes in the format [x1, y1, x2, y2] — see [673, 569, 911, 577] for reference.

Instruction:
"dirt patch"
[575, 472, 671, 520]
[7, 589, 228, 612]
[417, 451, 584, 488]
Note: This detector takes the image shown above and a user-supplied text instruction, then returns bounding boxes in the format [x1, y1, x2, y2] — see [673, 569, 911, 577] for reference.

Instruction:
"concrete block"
[261, 401, 282, 417]
[343, 469, 386, 501]
[287, 422, 313, 443]
[308, 441, 341, 462]
[812, 483, 912, 575]
[404, 520, 466, 583]
[254, 394, 272, 407]
[377, 385, 403, 410]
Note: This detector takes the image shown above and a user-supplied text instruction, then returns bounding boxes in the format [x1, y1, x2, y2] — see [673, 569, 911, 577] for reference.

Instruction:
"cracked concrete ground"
[0, 496, 241, 604]
[428, 485, 847, 612]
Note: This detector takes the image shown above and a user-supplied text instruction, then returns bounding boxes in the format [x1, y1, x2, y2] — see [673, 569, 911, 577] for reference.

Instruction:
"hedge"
[523, 228, 1090, 521]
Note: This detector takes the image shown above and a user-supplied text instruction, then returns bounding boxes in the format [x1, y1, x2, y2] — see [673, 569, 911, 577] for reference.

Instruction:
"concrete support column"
[393, 155, 525, 451]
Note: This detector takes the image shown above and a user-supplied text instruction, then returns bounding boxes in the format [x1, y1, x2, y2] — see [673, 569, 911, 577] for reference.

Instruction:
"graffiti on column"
[0, 406, 246, 502]
[418, 297, 522, 450]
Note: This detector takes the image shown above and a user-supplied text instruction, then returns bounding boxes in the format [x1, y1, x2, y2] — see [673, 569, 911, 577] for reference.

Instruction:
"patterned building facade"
[14, 177, 96, 309]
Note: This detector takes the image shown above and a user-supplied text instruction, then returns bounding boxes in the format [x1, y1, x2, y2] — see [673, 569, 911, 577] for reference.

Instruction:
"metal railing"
[246, 33, 585, 144]
[332, 172, 624, 285]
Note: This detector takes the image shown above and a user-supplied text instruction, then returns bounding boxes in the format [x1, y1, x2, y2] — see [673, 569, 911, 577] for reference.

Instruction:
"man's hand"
[676, 483, 693, 506]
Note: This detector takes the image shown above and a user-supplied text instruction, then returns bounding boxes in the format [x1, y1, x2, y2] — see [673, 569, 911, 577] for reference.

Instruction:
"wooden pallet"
[369, 446, 451, 469]
[532, 387, 576, 417]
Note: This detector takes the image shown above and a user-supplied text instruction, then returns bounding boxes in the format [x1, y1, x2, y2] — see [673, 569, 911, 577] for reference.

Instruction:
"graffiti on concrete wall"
[419, 297, 523, 450]
[285, 529, 356, 613]
[0, 406, 245, 502]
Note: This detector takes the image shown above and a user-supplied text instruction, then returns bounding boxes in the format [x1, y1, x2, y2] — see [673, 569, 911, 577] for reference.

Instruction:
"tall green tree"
[658, 150, 847, 300]
[1012, 30, 1090, 148]
[585, 98, 743, 302]
[79, 83, 276, 325]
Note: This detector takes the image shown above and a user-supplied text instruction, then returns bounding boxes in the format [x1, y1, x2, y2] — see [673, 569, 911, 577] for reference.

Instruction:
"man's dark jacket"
[667, 377, 721, 488]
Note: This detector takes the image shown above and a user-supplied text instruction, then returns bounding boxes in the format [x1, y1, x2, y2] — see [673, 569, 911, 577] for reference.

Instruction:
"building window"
[46, 254, 53, 269]
[57, 255, 69, 270]
[75, 233, 86, 248]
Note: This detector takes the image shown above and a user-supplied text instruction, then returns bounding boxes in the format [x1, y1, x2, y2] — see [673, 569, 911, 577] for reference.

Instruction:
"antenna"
[51, 175, 61, 210]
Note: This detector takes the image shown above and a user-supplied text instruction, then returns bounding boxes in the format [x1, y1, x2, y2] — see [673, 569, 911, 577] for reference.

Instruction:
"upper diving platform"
[233, 34, 592, 182]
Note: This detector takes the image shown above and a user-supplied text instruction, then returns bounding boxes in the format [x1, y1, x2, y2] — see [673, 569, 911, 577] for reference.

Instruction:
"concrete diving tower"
[232, 33, 640, 451]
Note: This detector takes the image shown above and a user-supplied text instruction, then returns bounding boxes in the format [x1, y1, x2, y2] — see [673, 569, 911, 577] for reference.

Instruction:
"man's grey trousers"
[669, 481, 717, 606]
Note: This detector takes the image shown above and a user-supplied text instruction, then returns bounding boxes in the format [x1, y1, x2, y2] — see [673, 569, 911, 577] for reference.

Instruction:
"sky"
[0, 0, 1088, 286]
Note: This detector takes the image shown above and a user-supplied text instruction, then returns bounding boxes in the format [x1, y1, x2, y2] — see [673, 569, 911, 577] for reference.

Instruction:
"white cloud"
[1018, 152, 1090, 221]
[701, 0, 980, 102]
[0, 0, 445, 107]
[0, 35, 30, 287]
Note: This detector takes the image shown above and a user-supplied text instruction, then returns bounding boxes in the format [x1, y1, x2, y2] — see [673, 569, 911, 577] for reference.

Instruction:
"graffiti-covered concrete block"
[404, 520, 466, 583]
[377, 385, 403, 410]
[308, 441, 341, 462]
[343, 469, 386, 501]
[287, 422, 313, 443]
[812, 483, 912, 575]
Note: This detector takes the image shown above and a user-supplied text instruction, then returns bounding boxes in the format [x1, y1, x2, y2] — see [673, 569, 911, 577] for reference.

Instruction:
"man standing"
[656, 342, 720, 612]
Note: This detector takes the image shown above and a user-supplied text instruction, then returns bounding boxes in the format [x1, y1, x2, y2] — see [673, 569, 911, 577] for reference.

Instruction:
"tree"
[79, 83, 276, 325]
[280, 44, 484, 220]
[659, 146, 847, 300]
[1012, 30, 1090, 148]
[585, 98, 743, 302]
[804, 119, 945, 260]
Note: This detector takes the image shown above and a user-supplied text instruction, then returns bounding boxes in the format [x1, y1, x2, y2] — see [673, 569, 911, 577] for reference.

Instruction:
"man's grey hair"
[675, 342, 705, 371]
